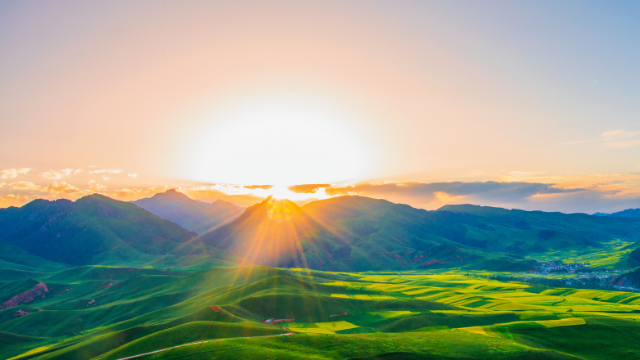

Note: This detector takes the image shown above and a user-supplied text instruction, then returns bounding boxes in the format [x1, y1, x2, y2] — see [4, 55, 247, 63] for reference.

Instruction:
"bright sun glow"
[176, 94, 371, 187]
[269, 185, 291, 199]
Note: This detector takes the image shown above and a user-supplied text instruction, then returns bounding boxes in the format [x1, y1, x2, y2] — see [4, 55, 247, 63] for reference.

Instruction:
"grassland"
[1, 266, 640, 360]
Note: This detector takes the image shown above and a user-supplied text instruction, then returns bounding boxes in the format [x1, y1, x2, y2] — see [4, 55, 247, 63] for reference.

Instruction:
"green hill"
[0, 194, 196, 266]
[2, 265, 638, 360]
[193, 196, 640, 272]
[199, 198, 343, 268]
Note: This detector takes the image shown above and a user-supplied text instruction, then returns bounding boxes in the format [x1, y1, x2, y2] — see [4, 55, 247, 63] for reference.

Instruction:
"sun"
[176, 95, 372, 186]
[270, 185, 292, 199]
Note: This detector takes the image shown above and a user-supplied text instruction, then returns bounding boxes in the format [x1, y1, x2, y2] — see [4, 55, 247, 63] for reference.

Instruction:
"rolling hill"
[132, 189, 245, 234]
[0, 194, 196, 266]
[2, 265, 640, 360]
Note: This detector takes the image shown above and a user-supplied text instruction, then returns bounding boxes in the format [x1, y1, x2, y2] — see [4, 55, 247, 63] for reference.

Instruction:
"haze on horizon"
[1, 1, 639, 213]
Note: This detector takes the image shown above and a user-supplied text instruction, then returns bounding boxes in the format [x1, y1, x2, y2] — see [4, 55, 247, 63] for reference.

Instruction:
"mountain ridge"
[132, 189, 245, 234]
[0, 194, 196, 266]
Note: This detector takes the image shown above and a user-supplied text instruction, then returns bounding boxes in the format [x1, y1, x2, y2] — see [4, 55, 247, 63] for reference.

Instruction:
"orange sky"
[1, 1, 640, 213]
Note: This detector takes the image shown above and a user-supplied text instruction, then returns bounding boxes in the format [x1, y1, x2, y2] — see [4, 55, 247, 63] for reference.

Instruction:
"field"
[2, 266, 640, 360]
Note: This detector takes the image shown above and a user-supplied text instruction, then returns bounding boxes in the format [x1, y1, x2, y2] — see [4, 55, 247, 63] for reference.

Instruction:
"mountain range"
[203, 196, 640, 271]
[0, 194, 195, 266]
[2, 192, 640, 272]
[132, 189, 245, 234]
[595, 208, 640, 218]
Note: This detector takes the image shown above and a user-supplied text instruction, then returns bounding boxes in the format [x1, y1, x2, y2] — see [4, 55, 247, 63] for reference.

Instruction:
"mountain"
[132, 189, 245, 234]
[0, 194, 196, 266]
[198, 196, 640, 272]
[198, 197, 343, 268]
[606, 208, 640, 218]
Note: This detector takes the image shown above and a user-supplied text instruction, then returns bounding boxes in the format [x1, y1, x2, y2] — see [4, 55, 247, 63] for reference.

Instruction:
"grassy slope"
[0, 195, 196, 266]
[3, 265, 640, 360]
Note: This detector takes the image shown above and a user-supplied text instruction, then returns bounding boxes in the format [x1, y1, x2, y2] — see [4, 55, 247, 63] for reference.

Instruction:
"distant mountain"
[198, 197, 342, 268]
[0, 194, 196, 266]
[133, 189, 245, 234]
[598, 208, 640, 218]
[199, 196, 640, 272]
[3, 194, 640, 272]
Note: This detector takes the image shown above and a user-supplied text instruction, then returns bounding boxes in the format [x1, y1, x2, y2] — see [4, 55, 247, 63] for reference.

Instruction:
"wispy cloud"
[244, 185, 274, 190]
[43, 182, 80, 194]
[567, 129, 640, 149]
[88, 169, 123, 174]
[0, 168, 31, 179]
[288, 184, 331, 194]
[88, 180, 107, 191]
[9, 181, 41, 191]
[40, 168, 76, 180]
[128, 173, 138, 179]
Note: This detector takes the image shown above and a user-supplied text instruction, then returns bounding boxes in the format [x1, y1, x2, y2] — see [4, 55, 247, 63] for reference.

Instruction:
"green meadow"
[1, 265, 640, 360]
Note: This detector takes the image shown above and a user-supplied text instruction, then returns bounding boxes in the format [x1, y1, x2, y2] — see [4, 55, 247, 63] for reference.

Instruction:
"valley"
[2, 192, 640, 359]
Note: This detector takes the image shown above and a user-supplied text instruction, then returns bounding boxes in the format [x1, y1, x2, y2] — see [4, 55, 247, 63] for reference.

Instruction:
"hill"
[300, 196, 640, 271]
[198, 198, 343, 268]
[195, 196, 640, 272]
[132, 189, 245, 234]
[1, 265, 640, 360]
[0, 194, 196, 266]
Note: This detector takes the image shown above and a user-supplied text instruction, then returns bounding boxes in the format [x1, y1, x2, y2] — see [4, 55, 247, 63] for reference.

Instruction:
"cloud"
[244, 185, 274, 190]
[288, 184, 331, 194]
[567, 129, 640, 149]
[325, 181, 585, 211]
[43, 182, 80, 194]
[9, 181, 42, 191]
[88, 180, 107, 191]
[0, 194, 36, 208]
[0, 182, 5, 188]
[1, 168, 31, 179]
[88, 169, 123, 174]
[128, 173, 138, 179]
[103, 176, 110, 181]
[40, 168, 76, 180]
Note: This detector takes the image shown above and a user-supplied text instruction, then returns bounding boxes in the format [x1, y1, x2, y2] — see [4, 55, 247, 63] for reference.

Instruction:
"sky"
[1, 1, 640, 213]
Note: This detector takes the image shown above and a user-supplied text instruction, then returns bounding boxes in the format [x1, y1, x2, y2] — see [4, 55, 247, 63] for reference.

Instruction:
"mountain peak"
[154, 189, 190, 200]
[132, 190, 244, 234]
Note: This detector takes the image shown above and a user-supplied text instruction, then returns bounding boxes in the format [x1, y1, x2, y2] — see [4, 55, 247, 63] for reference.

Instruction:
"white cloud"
[103, 176, 110, 181]
[128, 173, 138, 179]
[88, 180, 107, 191]
[40, 168, 76, 180]
[1, 168, 31, 179]
[9, 181, 42, 191]
[601, 129, 640, 148]
[89, 169, 123, 174]
[43, 182, 80, 194]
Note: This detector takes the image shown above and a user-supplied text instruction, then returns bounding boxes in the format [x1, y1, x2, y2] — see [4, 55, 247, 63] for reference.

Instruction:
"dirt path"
[116, 333, 293, 360]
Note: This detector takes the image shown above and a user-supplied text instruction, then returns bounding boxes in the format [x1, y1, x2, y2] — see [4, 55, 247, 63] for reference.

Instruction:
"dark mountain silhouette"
[0, 194, 196, 265]
[132, 189, 245, 234]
